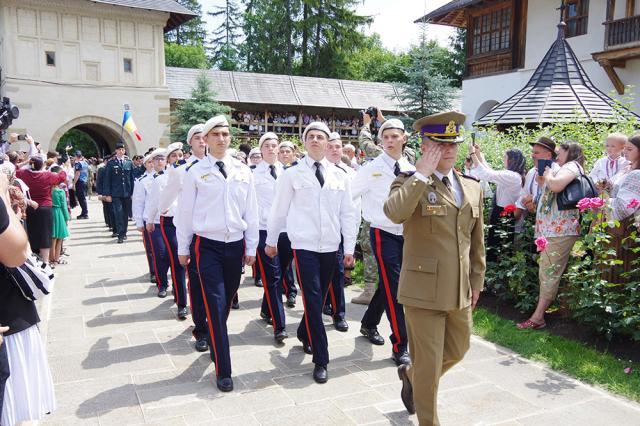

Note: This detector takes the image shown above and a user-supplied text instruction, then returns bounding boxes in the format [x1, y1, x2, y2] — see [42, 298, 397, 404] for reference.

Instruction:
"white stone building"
[0, 0, 194, 155]
[418, 0, 640, 125]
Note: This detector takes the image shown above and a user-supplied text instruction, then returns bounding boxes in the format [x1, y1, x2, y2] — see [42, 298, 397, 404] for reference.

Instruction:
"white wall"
[462, 0, 640, 126]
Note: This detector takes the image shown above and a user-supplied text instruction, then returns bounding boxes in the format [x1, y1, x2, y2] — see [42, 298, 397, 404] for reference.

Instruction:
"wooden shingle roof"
[475, 23, 640, 126]
[166, 67, 405, 112]
[89, 0, 196, 32]
[414, 0, 478, 27]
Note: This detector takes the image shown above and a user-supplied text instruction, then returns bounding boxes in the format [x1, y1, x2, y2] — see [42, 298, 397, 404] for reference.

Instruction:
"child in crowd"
[50, 166, 70, 266]
[589, 133, 629, 193]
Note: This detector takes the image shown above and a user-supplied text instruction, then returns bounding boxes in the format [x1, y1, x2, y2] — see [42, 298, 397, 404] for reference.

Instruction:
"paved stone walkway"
[39, 200, 640, 425]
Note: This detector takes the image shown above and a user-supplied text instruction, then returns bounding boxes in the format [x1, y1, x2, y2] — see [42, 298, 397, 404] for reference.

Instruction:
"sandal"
[517, 319, 546, 330]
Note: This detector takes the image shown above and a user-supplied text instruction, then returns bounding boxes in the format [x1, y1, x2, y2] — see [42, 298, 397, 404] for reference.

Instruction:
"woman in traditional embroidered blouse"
[608, 134, 640, 222]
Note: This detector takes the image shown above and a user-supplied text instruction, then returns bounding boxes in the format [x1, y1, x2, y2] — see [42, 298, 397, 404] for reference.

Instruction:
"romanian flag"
[122, 109, 142, 141]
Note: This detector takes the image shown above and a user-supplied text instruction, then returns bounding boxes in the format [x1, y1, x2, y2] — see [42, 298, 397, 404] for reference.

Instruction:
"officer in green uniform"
[384, 111, 486, 426]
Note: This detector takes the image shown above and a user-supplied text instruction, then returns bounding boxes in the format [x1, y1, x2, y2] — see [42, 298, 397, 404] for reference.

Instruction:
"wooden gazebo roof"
[475, 22, 640, 127]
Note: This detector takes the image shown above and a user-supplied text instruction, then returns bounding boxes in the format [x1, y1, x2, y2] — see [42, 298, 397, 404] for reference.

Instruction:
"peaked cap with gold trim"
[413, 111, 466, 143]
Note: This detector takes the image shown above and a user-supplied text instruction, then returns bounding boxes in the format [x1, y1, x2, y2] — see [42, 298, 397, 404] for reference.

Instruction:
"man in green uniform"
[383, 111, 486, 426]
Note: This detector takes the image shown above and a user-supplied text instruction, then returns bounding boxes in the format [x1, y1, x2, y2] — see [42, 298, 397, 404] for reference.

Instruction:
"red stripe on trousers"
[292, 250, 313, 347]
[256, 252, 277, 332]
[374, 228, 402, 353]
[194, 236, 220, 378]
[147, 227, 161, 290]
[160, 216, 180, 304]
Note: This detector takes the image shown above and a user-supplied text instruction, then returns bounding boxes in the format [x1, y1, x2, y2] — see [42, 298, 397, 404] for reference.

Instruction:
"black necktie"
[269, 164, 277, 179]
[394, 162, 400, 176]
[314, 162, 324, 187]
[441, 176, 452, 192]
[216, 161, 227, 179]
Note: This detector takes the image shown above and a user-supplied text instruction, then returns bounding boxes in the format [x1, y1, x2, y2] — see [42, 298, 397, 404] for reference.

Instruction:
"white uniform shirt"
[266, 155, 358, 255]
[352, 152, 414, 236]
[132, 171, 154, 228]
[589, 156, 628, 184]
[176, 154, 259, 257]
[253, 160, 284, 231]
[471, 161, 522, 207]
[144, 171, 177, 224]
[158, 156, 201, 221]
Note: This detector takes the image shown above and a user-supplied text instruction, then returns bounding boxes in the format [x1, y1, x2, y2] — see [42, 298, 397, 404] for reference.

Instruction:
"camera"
[0, 97, 19, 131]
[362, 106, 380, 140]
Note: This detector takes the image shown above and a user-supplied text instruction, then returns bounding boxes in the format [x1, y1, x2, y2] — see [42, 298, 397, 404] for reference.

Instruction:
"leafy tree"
[209, 0, 243, 71]
[171, 71, 231, 142]
[56, 129, 99, 158]
[347, 34, 410, 83]
[164, 43, 208, 68]
[164, 0, 208, 46]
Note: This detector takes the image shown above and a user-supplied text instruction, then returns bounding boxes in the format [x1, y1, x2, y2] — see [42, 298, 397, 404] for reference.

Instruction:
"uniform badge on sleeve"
[428, 192, 438, 204]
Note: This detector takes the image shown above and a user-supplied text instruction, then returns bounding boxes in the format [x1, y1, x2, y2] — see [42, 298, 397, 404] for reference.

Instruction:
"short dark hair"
[559, 142, 585, 167]
[238, 143, 252, 157]
[50, 165, 62, 173]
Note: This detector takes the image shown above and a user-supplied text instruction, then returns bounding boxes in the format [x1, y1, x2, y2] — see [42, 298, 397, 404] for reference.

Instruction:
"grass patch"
[473, 308, 640, 402]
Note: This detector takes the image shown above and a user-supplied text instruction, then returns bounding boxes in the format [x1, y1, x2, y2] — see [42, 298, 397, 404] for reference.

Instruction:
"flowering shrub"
[500, 204, 517, 217]
[535, 236, 548, 252]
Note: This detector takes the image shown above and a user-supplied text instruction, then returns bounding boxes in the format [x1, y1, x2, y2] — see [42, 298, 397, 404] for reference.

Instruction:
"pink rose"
[590, 197, 605, 209]
[535, 236, 548, 253]
[627, 198, 640, 210]
[577, 198, 593, 212]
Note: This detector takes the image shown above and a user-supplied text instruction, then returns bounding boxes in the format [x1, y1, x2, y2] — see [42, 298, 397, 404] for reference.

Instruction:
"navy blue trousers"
[76, 180, 88, 217]
[141, 227, 155, 277]
[194, 236, 244, 379]
[257, 231, 286, 333]
[294, 249, 336, 367]
[149, 225, 169, 291]
[277, 233, 296, 299]
[0, 343, 9, 421]
[160, 216, 188, 308]
[188, 236, 208, 340]
[111, 196, 129, 238]
[361, 227, 408, 354]
[324, 241, 346, 321]
[102, 201, 113, 229]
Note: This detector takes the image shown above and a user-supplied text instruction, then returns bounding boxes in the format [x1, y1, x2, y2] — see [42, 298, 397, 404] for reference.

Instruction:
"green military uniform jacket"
[384, 171, 486, 311]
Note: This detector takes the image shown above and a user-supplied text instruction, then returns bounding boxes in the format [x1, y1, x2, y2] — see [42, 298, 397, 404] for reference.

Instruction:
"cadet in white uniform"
[132, 153, 157, 283]
[265, 122, 358, 384]
[176, 115, 259, 392]
[351, 119, 415, 366]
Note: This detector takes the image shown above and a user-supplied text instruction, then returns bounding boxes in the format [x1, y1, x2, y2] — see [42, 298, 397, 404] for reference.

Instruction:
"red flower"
[500, 204, 517, 217]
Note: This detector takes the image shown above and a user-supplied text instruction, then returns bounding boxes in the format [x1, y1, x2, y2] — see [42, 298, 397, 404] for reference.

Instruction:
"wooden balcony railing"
[605, 15, 640, 49]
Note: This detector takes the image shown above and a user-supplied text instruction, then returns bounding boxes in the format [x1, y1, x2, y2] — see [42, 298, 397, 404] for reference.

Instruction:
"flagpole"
[121, 103, 129, 143]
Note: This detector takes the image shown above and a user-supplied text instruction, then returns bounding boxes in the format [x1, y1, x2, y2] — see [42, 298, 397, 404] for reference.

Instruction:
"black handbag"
[557, 163, 597, 211]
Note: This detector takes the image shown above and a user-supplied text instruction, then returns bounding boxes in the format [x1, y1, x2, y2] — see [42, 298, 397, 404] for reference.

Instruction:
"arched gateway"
[50, 116, 138, 158]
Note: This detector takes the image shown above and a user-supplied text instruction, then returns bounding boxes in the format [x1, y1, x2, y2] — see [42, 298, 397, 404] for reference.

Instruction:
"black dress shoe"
[150, 274, 157, 284]
[231, 301, 240, 310]
[111, 233, 118, 238]
[260, 312, 273, 325]
[216, 377, 233, 392]
[195, 337, 208, 352]
[323, 305, 333, 316]
[334, 318, 349, 332]
[313, 364, 328, 384]
[117, 238, 124, 244]
[254, 278, 262, 287]
[299, 339, 312, 355]
[286, 295, 296, 308]
[397, 364, 415, 414]
[360, 326, 385, 345]
[274, 330, 288, 343]
[76, 215, 88, 220]
[157, 290, 167, 298]
[123, 235, 128, 240]
[177, 307, 188, 320]
[392, 350, 411, 366]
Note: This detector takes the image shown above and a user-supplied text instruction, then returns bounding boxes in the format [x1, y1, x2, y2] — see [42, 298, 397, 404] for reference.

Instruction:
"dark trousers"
[149, 225, 169, 291]
[75, 180, 88, 217]
[125, 197, 133, 220]
[0, 343, 9, 421]
[324, 241, 346, 321]
[68, 188, 77, 209]
[111, 196, 130, 238]
[361, 227, 407, 354]
[160, 216, 187, 308]
[293, 249, 337, 367]
[194, 236, 244, 379]
[188, 236, 208, 340]
[257, 230, 286, 333]
[141, 227, 155, 276]
[277, 233, 296, 299]
[102, 201, 113, 229]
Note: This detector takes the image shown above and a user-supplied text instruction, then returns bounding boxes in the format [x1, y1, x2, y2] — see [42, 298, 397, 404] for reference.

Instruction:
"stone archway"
[475, 100, 500, 121]
[50, 115, 138, 157]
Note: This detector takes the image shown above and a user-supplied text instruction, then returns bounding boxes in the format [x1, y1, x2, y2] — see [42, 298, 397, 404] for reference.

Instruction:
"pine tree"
[164, 0, 208, 46]
[209, 0, 243, 71]
[448, 28, 467, 88]
[398, 27, 454, 117]
[171, 72, 231, 142]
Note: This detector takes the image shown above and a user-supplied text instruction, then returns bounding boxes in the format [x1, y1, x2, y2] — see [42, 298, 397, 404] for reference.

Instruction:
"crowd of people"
[2, 108, 639, 425]
[231, 111, 362, 136]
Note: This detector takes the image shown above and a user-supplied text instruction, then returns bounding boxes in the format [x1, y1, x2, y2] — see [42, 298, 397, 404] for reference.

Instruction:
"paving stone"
[510, 397, 640, 425]
[207, 387, 294, 418]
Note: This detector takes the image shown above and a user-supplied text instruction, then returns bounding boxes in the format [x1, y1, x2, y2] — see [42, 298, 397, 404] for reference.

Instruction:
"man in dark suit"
[102, 142, 135, 243]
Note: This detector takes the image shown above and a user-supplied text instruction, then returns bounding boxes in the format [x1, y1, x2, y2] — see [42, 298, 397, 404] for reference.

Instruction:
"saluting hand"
[178, 255, 189, 266]
[265, 245, 278, 258]
[244, 255, 256, 267]
[343, 254, 355, 268]
[415, 144, 442, 177]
